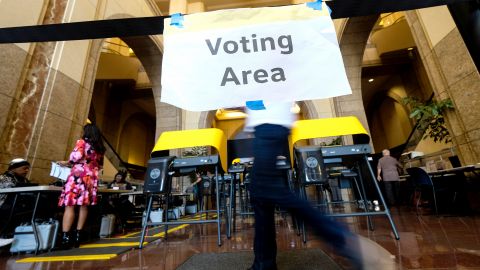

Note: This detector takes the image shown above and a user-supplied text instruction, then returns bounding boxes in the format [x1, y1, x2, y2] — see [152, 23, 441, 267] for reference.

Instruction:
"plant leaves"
[406, 97, 454, 144]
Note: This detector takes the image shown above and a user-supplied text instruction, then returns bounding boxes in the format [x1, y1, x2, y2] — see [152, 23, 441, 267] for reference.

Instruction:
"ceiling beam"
[0, 0, 474, 44]
[326, 0, 473, 19]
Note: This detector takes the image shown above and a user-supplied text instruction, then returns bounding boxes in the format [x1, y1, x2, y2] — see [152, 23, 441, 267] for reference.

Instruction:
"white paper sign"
[161, 4, 352, 111]
[50, 162, 71, 181]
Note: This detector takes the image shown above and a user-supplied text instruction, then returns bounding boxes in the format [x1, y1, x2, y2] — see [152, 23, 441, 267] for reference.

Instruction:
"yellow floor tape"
[15, 212, 216, 263]
[118, 213, 208, 238]
[79, 241, 143, 248]
[17, 254, 117, 263]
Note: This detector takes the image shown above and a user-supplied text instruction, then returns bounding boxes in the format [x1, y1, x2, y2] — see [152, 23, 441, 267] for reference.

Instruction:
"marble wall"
[120, 36, 181, 141]
[0, 42, 85, 183]
[0, 44, 29, 170]
[27, 70, 85, 184]
[405, 10, 480, 164]
[336, 15, 378, 147]
[0, 0, 71, 183]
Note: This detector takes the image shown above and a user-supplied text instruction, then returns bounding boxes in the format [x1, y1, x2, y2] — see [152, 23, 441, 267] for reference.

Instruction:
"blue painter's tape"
[307, 0, 332, 14]
[246, 100, 266, 110]
[306, 0, 322, 10]
[170, 13, 184, 28]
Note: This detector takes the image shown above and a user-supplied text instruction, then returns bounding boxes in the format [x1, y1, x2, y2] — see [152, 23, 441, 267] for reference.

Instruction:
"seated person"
[0, 158, 31, 194]
[108, 171, 137, 229]
[0, 158, 32, 239]
[108, 171, 132, 190]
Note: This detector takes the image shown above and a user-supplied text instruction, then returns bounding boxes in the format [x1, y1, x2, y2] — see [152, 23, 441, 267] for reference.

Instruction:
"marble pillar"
[169, 0, 187, 15]
[291, 0, 310, 4]
[188, 0, 205, 14]
[336, 15, 378, 146]
[405, 10, 480, 164]
[0, 0, 67, 163]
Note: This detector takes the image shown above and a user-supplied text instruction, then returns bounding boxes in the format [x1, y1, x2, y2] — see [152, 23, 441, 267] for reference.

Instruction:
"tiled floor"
[1, 206, 480, 269]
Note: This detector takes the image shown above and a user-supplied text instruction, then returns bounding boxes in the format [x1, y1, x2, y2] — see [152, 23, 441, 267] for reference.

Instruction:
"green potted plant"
[402, 96, 454, 143]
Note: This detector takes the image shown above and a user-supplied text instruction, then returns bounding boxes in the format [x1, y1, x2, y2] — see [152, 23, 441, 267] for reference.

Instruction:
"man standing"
[377, 149, 402, 206]
[246, 102, 363, 270]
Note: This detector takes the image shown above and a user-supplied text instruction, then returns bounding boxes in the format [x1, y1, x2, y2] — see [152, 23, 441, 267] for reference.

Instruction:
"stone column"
[336, 15, 378, 146]
[448, 2, 480, 71]
[188, 0, 205, 14]
[291, 0, 310, 4]
[169, 0, 187, 14]
[405, 10, 480, 164]
[121, 36, 182, 142]
[0, 0, 67, 162]
[182, 0, 205, 130]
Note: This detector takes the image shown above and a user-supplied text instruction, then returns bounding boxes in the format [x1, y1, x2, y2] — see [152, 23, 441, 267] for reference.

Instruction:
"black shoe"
[74, 230, 82, 248]
[60, 231, 73, 250]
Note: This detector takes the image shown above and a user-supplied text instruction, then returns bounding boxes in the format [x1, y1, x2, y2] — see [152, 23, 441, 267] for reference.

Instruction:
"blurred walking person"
[245, 102, 364, 270]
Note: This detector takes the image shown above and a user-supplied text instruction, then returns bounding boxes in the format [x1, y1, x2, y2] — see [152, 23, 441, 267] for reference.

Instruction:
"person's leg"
[61, 206, 75, 249]
[274, 190, 363, 269]
[249, 124, 290, 198]
[62, 206, 75, 232]
[251, 198, 277, 270]
[74, 205, 89, 248]
[248, 124, 289, 270]
[77, 206, 88, 230]
[393, 181, 401, 206]
[383, 181, 395, 206]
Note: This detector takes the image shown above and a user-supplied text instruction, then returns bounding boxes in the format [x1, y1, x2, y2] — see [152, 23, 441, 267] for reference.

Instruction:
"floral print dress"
[58, 139, 103, 206]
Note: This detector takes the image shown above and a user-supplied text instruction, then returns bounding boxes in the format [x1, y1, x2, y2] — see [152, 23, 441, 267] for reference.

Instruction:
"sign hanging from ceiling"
[161, 3, 352, 111]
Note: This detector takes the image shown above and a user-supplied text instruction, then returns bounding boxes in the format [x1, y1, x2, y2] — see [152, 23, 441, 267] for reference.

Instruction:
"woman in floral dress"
[58, 123, 105, 248]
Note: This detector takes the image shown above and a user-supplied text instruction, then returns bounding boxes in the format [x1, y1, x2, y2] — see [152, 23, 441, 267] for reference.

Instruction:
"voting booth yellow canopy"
[152, 128, 227, 172]
[290, 116, 369, 164]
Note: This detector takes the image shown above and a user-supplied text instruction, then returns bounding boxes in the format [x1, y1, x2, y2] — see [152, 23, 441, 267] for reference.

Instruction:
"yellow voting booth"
[140, 128, 227, 248]
[289, 116, 399, 241]
[290, 116, 369, 165]
[151, 128, 227, 172]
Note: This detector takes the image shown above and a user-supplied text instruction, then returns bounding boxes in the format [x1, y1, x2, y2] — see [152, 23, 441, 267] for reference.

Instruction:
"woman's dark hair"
[83, 123, 106, 154]
[114, 170, 127, 182]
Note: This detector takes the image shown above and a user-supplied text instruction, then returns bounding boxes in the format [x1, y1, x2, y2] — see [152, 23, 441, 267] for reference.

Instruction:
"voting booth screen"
[144, 156, 175, 193]
[295, 146, 328, 184]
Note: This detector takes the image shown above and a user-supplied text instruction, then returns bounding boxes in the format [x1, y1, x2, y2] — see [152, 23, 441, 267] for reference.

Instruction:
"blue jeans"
[249, 124, 361, 270]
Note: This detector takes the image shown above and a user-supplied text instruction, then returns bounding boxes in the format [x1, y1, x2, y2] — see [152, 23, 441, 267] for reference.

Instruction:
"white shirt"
[245, 101, 296, 131]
